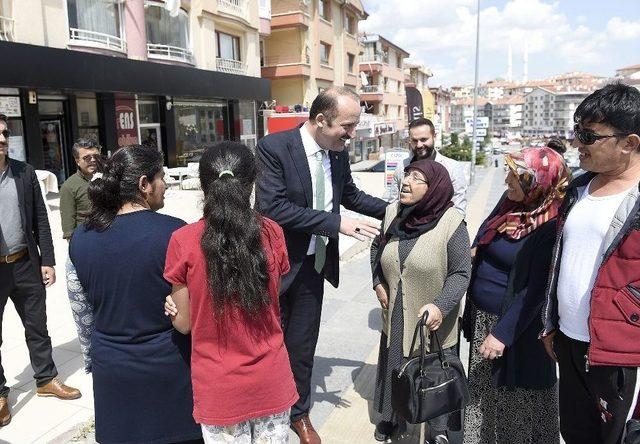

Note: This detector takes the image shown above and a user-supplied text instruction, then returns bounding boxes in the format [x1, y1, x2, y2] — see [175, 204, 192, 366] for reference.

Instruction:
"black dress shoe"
[374, 421, 395, 442]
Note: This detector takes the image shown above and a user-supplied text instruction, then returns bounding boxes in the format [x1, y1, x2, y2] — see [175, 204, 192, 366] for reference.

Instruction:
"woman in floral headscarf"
[462, 147, 570, 444]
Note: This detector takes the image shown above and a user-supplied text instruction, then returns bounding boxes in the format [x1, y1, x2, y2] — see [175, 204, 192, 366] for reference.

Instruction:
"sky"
[359, 0, 640, 87]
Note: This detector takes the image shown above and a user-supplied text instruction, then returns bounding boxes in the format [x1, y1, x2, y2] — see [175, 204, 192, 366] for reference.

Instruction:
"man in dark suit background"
[256, 88, 387, 443]
[0, 114, 80, 427]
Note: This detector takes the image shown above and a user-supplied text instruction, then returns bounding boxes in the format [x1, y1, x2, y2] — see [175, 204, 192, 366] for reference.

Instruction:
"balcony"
[147, 44, 194, 65]
[69, 27, 126, 52]
[261, 55, 310, 79]
[271, 11, 309, 30]
[360, 85, 383, 102]
[216, 58, 247, 75]
[218, 0, 248, 19]
[0, 16, 15, 42]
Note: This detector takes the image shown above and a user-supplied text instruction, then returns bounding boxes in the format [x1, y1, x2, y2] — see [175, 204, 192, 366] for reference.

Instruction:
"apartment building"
[0, 0, 270, 179]
[429, 87, 452, 147]
[450, 97, 490, 135]
[261, 0, 365, 108]
[523, 87, 590, 138]
[357, 33, 409, 159]
[490, 95, 524, 138]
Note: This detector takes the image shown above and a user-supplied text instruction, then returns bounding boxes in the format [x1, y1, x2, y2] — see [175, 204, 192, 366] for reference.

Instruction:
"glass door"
[140, 125, 162, 151]
[39, 119, 68, 183]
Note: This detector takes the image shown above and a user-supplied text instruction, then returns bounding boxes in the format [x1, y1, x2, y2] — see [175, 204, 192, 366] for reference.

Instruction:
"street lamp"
[470, 0, 481, 184]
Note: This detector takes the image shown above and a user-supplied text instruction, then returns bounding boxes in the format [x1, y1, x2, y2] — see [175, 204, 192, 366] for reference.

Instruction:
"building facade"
[357, 33, 409, 160]
[490, 95, 523, 138]
[260, 0, 365, 109]
[522, 87, 589, 138]
[0, 0, 270, 182]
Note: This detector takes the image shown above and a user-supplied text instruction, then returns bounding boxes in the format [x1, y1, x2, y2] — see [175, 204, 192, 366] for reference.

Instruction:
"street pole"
[470, 0, 481, 184]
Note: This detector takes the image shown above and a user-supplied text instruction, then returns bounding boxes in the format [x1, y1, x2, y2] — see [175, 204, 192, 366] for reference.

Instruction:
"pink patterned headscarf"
[478, 147, 571, 244]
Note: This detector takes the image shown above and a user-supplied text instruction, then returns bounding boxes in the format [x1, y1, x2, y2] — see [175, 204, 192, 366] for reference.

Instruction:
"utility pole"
[470, 0, 481, 184]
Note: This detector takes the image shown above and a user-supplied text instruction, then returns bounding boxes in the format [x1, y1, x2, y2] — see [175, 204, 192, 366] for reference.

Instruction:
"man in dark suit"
[256, 88, 387, 443]
[0, 114, 80, 427]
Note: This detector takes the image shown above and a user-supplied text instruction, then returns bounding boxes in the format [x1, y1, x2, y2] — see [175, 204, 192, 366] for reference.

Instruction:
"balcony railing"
[147, 44, 194, 64]
[0, 16, 15, 42]
[69, 27, 126, 52]
[359, 54, 387, 64]
[360, 85, 383, 94]
[218, 0, 248, 18]
[216, 58, 247, 75]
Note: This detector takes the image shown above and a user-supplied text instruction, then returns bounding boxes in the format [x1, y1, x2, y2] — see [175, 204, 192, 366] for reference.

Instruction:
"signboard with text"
[115, 99, 139, 148]
[384, 150, 410, 189]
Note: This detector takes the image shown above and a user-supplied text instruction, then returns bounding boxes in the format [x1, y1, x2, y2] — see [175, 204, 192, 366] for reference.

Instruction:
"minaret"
[507, 41, 513, 82]
[523, 41, 529, 83]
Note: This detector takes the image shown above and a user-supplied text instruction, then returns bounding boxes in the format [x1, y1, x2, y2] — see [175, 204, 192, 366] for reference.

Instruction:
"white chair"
[186, 162, 199, 178]
[163, 167, 180, 188]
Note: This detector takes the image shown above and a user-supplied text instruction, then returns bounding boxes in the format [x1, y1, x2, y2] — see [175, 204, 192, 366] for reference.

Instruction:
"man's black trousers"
[0, 257, 57, 397]
[280, 255, 325, 421]
[556, 331, 639, 444]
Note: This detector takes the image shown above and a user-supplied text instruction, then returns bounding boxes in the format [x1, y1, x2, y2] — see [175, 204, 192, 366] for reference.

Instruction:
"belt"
[0, 249, 28, 264]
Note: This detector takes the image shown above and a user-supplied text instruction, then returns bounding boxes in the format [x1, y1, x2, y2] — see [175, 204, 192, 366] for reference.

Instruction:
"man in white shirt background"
[392, 118, 468, 215]
[541, 83, 640, 444]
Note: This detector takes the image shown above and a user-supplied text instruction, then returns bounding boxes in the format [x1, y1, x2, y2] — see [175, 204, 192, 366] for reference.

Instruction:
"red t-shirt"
[164, 217, 298, 425]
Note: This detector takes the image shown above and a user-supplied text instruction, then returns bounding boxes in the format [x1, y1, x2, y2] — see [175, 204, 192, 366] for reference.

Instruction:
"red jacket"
[542, 172, 640, 367]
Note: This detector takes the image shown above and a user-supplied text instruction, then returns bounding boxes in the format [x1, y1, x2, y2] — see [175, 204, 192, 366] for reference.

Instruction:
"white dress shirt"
[300, 125, 334, 254]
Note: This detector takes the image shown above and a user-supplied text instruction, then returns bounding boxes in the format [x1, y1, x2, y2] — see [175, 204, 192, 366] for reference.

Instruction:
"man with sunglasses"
[59, 139, 102, 240]
[540, 83, 640, 444]
[0, 114, 81, 427]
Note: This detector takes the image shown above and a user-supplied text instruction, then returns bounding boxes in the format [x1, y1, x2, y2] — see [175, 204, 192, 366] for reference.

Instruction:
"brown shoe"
[0, 397, 10, 427]
[291, 415, 321, 444]
[36, 378, 81, 400]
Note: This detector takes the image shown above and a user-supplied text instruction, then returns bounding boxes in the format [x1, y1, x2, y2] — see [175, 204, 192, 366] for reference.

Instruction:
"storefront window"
[0, 91, 25, 161]
[76, 96, 100, 141]
[174, 101, 228, 166]
[237, 100, 256, 150]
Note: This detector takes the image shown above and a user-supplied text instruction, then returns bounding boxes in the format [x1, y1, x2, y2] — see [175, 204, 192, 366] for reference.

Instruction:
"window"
[320, 42, 331, 65]
[347, 53, 355, 73]
[145, 2, 189, 50]
[67, 0, 124, 50]
[216, 32, 241, 61]
[345, 13, 356, 34]
[76, 96, 100, 140]
[318, 0, 330, 21]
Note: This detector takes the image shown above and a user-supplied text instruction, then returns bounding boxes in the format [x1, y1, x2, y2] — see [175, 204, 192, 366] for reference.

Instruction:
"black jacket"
[7, 159, 55, 276]
[255, 127, 387, 290]
[463, 195, 557, 390]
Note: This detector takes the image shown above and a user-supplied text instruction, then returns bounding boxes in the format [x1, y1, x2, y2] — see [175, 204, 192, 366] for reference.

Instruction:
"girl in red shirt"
[163, 142, 298, 443]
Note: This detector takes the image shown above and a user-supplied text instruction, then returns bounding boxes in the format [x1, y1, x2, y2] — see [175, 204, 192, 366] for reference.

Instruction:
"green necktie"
[314, 150, 327, 274]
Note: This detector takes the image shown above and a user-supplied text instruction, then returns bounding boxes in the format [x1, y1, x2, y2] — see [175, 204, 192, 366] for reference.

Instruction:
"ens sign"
[115, 99, 139, 148]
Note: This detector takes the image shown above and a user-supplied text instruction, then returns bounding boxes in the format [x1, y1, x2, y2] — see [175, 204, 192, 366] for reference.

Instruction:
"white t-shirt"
[557, 180, 632, 341]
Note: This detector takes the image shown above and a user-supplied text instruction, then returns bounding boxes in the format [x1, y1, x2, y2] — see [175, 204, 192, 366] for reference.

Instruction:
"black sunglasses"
[1, 129, 10, 138]
[81, 154, 100, 162]
[573, 125, 629, 146]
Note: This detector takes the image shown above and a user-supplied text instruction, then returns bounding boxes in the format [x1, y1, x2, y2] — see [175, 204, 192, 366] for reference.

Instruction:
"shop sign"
[115, 99, 139, 147]
[0, 96, 21, 117]
[384, 150, 410, 189]
[374, 122, 395, 137]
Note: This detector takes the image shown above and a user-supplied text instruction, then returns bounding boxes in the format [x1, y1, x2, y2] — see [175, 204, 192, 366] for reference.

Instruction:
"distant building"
[490, 95, 524, 138]
[450, 97, 490, 135]
[615, 63, 640, 79]
[357, 32, 410, 159]
[523, 87, 590, 138]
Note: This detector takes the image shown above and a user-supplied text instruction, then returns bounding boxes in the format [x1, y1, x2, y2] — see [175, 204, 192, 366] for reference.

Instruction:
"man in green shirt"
[59, 139, 101, 239]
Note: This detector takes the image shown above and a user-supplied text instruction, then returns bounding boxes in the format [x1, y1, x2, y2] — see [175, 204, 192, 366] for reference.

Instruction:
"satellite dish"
[360, 72, 369, 86]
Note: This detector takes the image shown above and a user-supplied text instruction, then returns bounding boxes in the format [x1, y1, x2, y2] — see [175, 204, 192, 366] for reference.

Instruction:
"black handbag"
[391, 311, 470, 424]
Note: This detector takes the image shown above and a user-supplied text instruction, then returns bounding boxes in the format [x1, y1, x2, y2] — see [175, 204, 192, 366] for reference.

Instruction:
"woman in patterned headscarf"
[462, 147, 570, 444]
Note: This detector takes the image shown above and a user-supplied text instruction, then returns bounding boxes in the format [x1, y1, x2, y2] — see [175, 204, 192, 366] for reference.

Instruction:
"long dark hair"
[199, 141, 269, 316]
[85, 145, 163, 231]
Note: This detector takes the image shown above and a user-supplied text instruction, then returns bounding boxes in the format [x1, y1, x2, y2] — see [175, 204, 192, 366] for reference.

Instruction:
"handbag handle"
[407, 310, 448, 373]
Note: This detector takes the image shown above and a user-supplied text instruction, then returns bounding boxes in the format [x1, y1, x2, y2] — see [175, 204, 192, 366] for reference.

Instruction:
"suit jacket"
[7, 159, 55, 276]
[256, 127, 387, 290]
